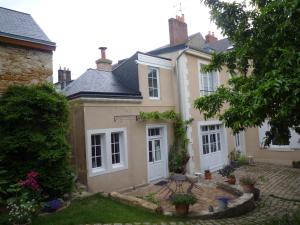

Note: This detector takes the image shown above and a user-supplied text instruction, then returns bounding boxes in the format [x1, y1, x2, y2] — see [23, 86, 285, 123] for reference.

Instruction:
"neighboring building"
[65, 14, 300, 193]
[54, 67, 73, 91]
[0, 7, 56, 94]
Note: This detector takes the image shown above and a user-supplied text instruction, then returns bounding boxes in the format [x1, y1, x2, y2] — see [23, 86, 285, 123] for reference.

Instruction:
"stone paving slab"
[84, 163, 300, 225]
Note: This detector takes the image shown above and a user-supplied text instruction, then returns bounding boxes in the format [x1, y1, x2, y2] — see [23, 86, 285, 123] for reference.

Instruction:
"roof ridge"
[0, 6, 30, 15]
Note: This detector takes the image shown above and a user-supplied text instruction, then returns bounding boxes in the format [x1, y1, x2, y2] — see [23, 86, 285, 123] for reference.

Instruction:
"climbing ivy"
[139, 110, 193, 174]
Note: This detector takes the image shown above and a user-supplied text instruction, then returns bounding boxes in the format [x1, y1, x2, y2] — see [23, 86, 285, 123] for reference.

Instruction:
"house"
[0, 7, 56, 94]
[65, 14, 300, 193]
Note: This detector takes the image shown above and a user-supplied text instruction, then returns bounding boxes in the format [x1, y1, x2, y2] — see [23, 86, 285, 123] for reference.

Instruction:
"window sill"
[89, 165, 128, 177]
[261, 147, 295, 152]
[149, 97, 160, 100]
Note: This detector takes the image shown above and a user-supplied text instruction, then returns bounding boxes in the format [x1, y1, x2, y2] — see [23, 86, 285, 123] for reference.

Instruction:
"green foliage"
[263, 211, 300, 225]
[195, 0, 300, 145]
[170, 193, 197, 206]
[239, 175, 257, 186]
[0, 84, 74, 199]
[141, 192, 160, 205]
[139, 110, 193, 173]
[237, 154, 249, 166]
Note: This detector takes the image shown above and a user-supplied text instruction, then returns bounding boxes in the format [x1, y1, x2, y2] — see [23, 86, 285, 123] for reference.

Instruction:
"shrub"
[237, 155, 249, 166]
[0, 84, 74, 199]
[170, 193, 197, 206]
[239, 175, 257, 186]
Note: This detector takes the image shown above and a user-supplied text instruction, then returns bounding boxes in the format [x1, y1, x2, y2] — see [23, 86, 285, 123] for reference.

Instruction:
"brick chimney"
[168, 14, 188, 46]
[58, 67, 72, 89]
[96, 47, 112, 71]
[205, 31, 218, 44]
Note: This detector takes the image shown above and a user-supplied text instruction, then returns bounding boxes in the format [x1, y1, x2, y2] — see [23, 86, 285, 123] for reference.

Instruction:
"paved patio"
[85, 163, 300, 225]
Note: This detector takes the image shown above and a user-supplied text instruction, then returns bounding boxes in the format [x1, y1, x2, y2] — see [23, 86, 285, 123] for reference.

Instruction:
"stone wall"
[0, 43, 53, 93]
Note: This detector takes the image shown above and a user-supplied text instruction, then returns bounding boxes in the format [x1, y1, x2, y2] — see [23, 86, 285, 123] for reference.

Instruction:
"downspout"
[175, 47, 195, 175]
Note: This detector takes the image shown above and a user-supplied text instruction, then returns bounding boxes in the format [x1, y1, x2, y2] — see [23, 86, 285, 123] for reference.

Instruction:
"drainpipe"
[175, 47, 195, 175]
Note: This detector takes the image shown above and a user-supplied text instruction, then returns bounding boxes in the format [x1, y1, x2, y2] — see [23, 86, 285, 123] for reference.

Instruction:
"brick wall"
[0, 43, 53, 93]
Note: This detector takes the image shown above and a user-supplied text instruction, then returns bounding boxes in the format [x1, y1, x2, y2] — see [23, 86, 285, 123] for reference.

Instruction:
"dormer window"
[148, 67, 160, 99]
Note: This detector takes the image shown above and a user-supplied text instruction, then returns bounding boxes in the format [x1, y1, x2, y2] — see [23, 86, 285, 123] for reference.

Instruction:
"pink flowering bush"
[19, 171, 40, 191]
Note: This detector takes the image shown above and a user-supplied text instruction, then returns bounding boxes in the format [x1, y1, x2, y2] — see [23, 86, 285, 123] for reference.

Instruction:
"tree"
[0, 84, 74, 198]
[194, 0, 300, 145]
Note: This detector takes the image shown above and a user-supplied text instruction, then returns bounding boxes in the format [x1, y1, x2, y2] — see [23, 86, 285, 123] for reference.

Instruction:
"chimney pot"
[96, 47, 112, 71]
[99, 47, 107, 59]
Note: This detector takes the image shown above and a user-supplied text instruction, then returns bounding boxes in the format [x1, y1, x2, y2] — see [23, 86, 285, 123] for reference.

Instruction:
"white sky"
[0, 0, 223, 82]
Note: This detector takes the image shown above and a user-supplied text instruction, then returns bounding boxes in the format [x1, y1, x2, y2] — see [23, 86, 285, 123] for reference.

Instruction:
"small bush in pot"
[239, 175, 257, 193]
[170, 193, 197, 216]
[227, 173, 236, 185]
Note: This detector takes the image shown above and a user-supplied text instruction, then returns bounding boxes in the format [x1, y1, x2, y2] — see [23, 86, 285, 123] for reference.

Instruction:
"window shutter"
[290, 129, 300, 149]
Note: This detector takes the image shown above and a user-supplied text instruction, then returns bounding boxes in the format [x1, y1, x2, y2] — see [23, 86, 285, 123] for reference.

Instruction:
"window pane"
[95, 135, 100, 145]
[149, 88, 154, 97]
[217, 133, 221, 151]
[210, 134, 217, 152]
[92, 158, 96, 168]
[154, 140, 161, 161]
[202, 135, 209, 154]
[148, 77, 153, 87]
[152, 78, 158, 89]
[152, 68, 157, 79]
[201, 126, 208, 132]
[96, 156, 101, 167]
[153, 89, 158, 97]
[96, 146, 101, 156]
[92, 146, 95, 157]
[148, 141, 153, 162]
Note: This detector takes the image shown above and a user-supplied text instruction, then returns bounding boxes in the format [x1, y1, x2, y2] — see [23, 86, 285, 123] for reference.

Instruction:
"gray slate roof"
[148, 33, 232, 55]
[0, 7, 55, 47]
[205, 38, 232, 53]
[63, 69, 142, 100]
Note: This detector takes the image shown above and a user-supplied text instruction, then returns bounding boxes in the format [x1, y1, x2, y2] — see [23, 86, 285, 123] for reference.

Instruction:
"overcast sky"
[0, 0, 223, 82]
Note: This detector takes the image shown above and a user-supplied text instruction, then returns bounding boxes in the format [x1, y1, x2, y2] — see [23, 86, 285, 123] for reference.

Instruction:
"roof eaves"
[0, 31, 56, 47]
[67, 91, 143, 100]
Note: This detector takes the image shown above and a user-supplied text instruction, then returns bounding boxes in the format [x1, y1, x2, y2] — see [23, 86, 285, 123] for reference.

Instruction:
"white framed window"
[259, 122, 300, 151]
[147, 127, 162, 162]
[200, 125, 222, 155]
[86, 128, 128, 176]
[199, 63, 218, 96]
[91, 134, 104, 170]
[148, 67, 160, 99]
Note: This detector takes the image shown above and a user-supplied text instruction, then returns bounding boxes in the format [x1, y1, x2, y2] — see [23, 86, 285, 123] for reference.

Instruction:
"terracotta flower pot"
[204, 171, 212, 180]
[227, 177, 236, 185]
[175, 204, 190, 216]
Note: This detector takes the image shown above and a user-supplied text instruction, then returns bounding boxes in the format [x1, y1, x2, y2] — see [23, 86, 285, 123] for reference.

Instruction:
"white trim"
[177, 54, 194, 173]
[185, 49, 212, 60]
[146, 124, 169, 182]
[86, 128, 128, 177]
[137, 53, 172, 70]
[197, 120, 228, 172]
[148, 67, 161, 100]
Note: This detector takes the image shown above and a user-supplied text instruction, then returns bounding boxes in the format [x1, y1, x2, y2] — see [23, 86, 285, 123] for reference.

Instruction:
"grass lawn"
[0, 194, 182, 225]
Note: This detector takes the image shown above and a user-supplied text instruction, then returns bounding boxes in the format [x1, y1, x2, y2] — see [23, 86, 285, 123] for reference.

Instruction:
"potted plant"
[239, 175, 257, 193]
[226, 173, 236, 185]
[216, 196, 231, 209]
[204, 169, 212, 179]
[170, 193, 197, 216]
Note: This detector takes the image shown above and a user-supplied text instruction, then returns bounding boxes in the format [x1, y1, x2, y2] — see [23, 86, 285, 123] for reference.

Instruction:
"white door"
[234, 131, 245, 154]
[147, 126, 167, 182]
[199, 123, 227, 172]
